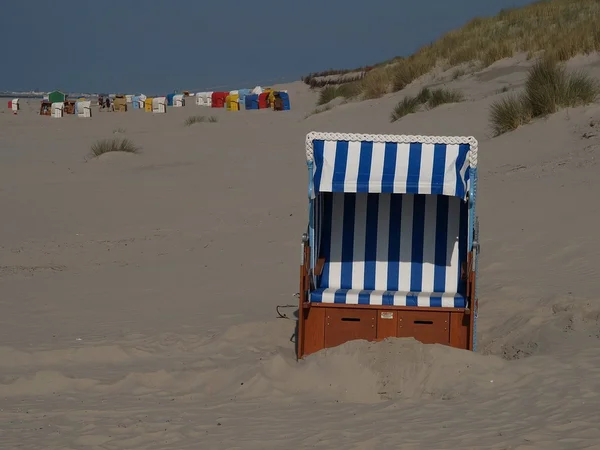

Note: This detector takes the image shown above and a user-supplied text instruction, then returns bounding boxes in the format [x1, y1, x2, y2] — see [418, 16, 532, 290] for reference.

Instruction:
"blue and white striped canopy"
[306, 132, 477, 200]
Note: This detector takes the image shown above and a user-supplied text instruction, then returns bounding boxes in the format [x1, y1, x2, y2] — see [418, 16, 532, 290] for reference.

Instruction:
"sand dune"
[3, 55, 600, 448]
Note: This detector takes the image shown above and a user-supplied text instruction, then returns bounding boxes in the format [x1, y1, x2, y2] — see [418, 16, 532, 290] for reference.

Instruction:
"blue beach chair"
[297, 132, 480, 358]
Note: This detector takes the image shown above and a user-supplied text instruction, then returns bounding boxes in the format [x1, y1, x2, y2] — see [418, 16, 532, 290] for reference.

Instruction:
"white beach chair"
[77, 101, 92, 118]
[51, 102, 64, 118]
[152, 97, 167, 113]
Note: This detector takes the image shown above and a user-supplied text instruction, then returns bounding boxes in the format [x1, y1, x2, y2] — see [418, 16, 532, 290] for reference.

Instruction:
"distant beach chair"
[211, 92, 228, 108]
[51, 102, 64, 118]
[39, 101, 52, 116]
[195, 93, 207, 106]
[76, 100, 92, 118]
[144, 98, 153, 112]
[152, 97, 167, 113]
[297, 132, 480, 358]
[245, 94, 259, 110]
[166, 93, 176, 107]
[8, 98, 19, 114]
[237, 89, 251, 109]
[226, 93, 240, 111]
[273, 92, 290, 111]
[64, 100, 77, 115]
[173, 94, 185, 107]
[78, 100, 92, 118]
[113, 96, 128, 112]
[258, 92, 269, 109]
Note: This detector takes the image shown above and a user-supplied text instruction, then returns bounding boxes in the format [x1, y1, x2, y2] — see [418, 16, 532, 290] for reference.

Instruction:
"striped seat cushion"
[310, 288, 466, 308]
[310, 192, 468, 307]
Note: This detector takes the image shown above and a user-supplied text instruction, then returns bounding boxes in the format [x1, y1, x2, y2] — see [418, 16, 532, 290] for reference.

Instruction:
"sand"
[2, 54, 600, 449]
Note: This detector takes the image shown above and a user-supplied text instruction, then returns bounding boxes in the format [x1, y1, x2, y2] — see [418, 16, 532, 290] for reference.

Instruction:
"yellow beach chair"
[226, 94, 240, 111]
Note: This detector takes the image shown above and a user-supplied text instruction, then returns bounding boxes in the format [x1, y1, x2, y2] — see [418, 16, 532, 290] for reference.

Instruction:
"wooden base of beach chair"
[296, 246, 474, 358]
[297, 303, 473, 358]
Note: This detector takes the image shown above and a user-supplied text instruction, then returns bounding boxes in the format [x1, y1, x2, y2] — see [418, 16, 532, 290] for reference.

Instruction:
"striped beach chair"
[297, 132, 480, 358]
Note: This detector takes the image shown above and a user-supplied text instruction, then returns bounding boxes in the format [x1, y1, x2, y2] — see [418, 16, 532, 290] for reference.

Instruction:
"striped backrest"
[318, 192, 467, 295]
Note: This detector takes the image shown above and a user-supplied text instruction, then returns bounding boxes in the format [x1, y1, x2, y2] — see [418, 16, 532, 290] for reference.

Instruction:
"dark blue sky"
[1, 0, 534, 93]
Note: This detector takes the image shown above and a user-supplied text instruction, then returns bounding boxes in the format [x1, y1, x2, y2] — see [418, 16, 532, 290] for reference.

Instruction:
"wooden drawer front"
[397, 310, 450, 345]
[324, 308, 377, 349]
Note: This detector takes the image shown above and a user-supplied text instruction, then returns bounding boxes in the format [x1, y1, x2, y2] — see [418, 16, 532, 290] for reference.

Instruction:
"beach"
[2, 54, 600, 449]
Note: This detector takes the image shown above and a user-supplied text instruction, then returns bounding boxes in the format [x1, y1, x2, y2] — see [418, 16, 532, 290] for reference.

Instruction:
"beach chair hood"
[306, 132, 477, 200]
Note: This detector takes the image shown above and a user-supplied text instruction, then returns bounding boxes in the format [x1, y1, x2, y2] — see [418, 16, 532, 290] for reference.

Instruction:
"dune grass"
[317, 86, 339, 105]
[428, 88, 464, 108]
[317, 79, 374, 105]
[415, 87, 432, 104]
[489, 58, 599, 136]
[185, 115, 218, 126]
[389, 0, 600, 91]
[390, 97, 420, 122]
[390, 87, 464, 122]
[315, 0, 600, 106]
[361, 70, 391, 99]
[112, 127, 126, 134]
[489, 94, 533, 136]
[525, 58, 598, 115]
[392, 60, 430, 92]
[90, 138, 140, 157]
[336, 82, 364, 99]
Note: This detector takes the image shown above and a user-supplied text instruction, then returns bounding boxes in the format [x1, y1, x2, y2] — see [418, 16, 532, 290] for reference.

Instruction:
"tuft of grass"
[90, 138, 140, 157]
[489, 58, 599, 136]
[390, 86, 465, 122]
[185, 115, 218, 126]
[112, 127, 126, 134]
[566, 71, 600, 104]
[489, 94, 533, 136]
[525, 58, 569, 116]
[416, 87, 432, 104]
[316, 81, 363, 107]
[361, 70, 391, 99]
[185, 115, 206, 126]
[318, 86, 339, 105]
[481, 42, 513, 67]
[525, 58, 599, 116]
[427, 87, 464, 108]
[392, 60, 430, 92]
[390, 97, 420, 122]
[336, 81, 363, 99]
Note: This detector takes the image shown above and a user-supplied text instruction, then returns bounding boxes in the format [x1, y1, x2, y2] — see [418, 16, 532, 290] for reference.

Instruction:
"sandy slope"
[2, 55, 600, 449]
